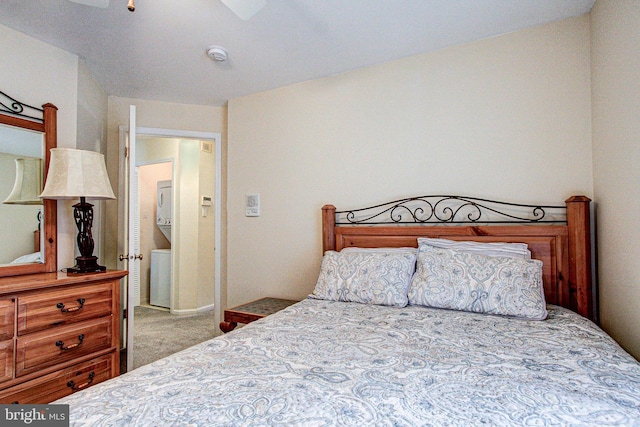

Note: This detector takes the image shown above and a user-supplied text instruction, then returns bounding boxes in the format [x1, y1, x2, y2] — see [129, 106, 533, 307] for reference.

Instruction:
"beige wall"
[0, 23, 79, 269]
[77, 62, 108, 154]
[77, 61, 110, 265]
[591, 0, 640, 359]
[226, 15, 593, 307]
[174, 140, 202, 311]
[198, 144, 216, 308]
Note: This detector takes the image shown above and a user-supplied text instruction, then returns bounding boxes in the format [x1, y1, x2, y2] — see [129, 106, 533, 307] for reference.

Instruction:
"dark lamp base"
[67, 256, 107, 274]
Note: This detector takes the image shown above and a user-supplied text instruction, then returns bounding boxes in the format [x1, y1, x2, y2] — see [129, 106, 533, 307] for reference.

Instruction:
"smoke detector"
[207, 46, 228, 62]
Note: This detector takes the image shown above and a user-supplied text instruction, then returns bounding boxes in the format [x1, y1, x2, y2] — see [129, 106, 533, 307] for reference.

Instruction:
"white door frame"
[118, 125, 222, 369]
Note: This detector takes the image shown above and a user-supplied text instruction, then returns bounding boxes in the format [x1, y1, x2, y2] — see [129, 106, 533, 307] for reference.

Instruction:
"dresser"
[0, 270, 126, 403]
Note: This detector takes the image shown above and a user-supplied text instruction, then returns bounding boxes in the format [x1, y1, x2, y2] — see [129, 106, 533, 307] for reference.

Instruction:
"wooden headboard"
[322, 195, 595, 322]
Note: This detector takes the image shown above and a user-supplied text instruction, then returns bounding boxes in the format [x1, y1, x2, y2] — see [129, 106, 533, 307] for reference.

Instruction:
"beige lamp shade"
[2, 157, 43, 205]
[39, 148, 116, 200]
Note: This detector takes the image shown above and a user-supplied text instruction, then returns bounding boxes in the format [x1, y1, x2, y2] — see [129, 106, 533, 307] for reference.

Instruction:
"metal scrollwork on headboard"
[0, 90, 44, 123]
[336, 195, 567, 225]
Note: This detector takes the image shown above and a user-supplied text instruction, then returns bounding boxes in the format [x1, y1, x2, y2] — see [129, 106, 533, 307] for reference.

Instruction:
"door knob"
[119, 253, 143, 261]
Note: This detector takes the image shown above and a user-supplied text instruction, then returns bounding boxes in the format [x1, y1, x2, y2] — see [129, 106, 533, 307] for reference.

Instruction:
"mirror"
[0, 126, 43, 265]
[0, 91, 57, 278]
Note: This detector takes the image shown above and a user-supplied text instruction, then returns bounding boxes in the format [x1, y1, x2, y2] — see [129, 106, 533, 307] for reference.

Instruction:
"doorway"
[118, 126, 222, 372]
[138, 160, 172, 309]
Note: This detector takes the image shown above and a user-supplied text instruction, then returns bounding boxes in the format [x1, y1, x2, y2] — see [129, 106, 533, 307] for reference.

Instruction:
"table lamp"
[40, 148, 116, 274]
[2, 158, 43, 205]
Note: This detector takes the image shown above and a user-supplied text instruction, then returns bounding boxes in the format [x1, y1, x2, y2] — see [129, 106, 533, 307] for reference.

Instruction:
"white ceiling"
[0, 0, 595, 107]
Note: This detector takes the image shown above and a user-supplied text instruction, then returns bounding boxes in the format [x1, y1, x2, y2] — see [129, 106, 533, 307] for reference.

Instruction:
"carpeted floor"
[131, 305, 218, 370]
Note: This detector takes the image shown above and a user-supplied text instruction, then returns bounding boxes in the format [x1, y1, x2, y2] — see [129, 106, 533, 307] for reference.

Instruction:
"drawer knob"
[67, 371, 95, 391]
[56, 298, 86, 313]
[56, 334, 85, 351]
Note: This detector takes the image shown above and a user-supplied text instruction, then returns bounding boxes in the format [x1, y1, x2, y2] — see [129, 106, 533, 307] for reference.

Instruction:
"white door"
[126, 105, 141, 370]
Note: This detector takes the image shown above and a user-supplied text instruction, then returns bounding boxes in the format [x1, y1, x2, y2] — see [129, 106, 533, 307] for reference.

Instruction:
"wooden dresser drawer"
[17, 282, 114, 335]
[0, 353, 113, 404]
[0, 340, 14, 384]
[0, 270, 125, 403]
[0, 298, 14, 340]
[16, 316, 112, 377]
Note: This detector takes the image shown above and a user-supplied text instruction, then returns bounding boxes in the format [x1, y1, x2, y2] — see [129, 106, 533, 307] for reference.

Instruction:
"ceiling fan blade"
[69, 0, 110, 8]
[220, 0, 266, 21]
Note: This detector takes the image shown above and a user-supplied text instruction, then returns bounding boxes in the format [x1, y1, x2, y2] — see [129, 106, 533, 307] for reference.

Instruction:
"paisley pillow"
[341, 247, 417, 255]
[311, 251, 416, 307]
[408, 246, 547, 320]
[417, 237, 531, 259]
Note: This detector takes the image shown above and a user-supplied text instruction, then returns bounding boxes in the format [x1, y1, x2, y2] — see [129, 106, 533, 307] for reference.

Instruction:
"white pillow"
[408, 245, 547, 320]
[10, 252, 42, 264]
[417, 237, 531, 259]
[311, 250, 416, 307]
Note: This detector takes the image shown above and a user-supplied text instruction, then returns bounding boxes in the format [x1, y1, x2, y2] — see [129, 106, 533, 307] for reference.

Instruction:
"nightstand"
[220, 297, 298, 333]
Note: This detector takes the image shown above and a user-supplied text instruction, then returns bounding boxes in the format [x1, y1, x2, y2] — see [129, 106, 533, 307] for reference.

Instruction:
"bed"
[57, 195, 640, 426]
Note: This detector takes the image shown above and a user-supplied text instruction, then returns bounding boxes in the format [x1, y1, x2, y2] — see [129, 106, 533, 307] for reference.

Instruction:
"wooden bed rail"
[322, 195, 595, 322]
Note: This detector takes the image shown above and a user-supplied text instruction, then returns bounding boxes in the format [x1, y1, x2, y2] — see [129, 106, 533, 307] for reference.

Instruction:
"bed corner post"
[322, 204, 336, 253]
[565, 195, 594, 321]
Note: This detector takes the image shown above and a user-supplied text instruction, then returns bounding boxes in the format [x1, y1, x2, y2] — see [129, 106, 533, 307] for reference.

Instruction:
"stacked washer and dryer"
[150, 180, 172, 309]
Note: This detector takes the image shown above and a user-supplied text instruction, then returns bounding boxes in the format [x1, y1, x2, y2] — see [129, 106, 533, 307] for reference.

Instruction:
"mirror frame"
[0, 98, 57, 277]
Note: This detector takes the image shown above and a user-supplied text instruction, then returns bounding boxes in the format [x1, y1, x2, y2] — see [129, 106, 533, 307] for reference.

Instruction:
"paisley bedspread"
[57, 299, 640, 426]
